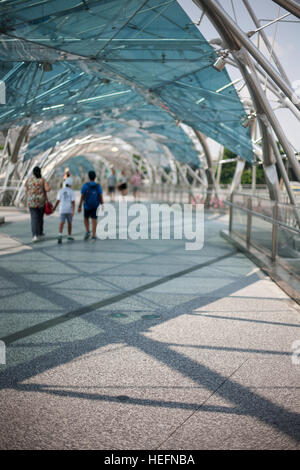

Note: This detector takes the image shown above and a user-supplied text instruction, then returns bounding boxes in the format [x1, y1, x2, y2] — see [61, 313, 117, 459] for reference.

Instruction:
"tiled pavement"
[0, 206, 299, 449]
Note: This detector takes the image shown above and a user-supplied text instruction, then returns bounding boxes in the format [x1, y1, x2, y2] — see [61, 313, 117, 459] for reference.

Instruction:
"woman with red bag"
[25, 166, 51, 242]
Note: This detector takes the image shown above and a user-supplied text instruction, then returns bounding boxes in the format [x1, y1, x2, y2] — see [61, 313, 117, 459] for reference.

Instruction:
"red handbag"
[43, 178, 53, 215]
[45, 200, 53, 215]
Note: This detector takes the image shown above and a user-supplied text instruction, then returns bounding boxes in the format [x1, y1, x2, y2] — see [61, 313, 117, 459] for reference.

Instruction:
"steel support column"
[193, 0, 300, 201]
[230, 158, 246, 195]
[194, 0, 300, 110]
[272, 0, 300, 19]
[193, 129, 219, 206]
[242, 0, 292, 85]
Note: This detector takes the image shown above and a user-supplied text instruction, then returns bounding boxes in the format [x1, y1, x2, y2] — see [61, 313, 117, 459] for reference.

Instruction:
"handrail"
[225, 198, 300, 236]
[232, 190, 300, 207]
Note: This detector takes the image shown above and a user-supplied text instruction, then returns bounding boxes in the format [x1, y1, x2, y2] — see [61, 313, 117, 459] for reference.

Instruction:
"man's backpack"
[85, 183, 100, 209]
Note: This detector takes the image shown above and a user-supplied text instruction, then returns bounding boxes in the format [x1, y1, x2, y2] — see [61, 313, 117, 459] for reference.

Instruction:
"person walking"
[130, 170, 142, 201]
[52, 177, 75, 244]
[118, 169, 128, 200]
[78, 170, 103, 240]
[107, 168, 117, 202]
[25, 166, 51, 242]
[63, 167, 71, 181]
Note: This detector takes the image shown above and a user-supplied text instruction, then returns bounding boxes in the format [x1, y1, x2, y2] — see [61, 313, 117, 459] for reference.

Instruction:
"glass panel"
[0, 0, 254, 164]
[231, 206, 247, 241]
[277, 224, 300, 276]
[249, 214, 273, 255]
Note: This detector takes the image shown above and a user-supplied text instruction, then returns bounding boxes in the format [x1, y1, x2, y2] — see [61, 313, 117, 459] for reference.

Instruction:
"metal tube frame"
[242, 0, 292, 85]
[272, 0, 300, 19]
[193, 0, 299, 201]
[193, 128, 220, 206]
[193, 0, 300, 110]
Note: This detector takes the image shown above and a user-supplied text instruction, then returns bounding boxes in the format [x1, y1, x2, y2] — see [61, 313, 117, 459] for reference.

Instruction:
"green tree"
[219, 148, 237, 184]
[219, 148, 266, 184]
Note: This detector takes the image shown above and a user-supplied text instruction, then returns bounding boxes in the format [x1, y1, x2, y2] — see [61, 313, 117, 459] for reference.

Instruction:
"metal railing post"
[229, 192, 234, 233]
[246, 196, 252, 248]
[272, 201, 279, 262]
[180, 187, 183, 203]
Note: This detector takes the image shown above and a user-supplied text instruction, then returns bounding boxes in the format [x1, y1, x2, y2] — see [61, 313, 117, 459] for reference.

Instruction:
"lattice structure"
[0, 0, 299, 206]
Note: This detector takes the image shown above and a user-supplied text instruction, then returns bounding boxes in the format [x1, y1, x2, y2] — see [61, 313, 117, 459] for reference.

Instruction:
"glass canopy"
[0, 0, 254, 166]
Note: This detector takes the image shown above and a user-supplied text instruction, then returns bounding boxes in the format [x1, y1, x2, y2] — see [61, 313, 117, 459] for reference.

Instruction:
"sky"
[178, 0, 300, 156]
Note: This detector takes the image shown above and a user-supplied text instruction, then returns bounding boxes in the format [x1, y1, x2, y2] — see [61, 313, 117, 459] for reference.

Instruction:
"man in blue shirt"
[78, 171, 103, 240]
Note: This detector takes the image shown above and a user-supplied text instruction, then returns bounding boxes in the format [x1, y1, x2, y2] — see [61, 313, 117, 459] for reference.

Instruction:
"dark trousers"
[29, 207, 44, 237]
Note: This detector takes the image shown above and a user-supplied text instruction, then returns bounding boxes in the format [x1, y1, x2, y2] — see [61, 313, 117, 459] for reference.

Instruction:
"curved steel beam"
[237, 48, 300, 183]
[242, 0, 291, 85]
[194, 0, 300, 110]
[272, 0, 300, 19]
[193, 0, 283, 201]
[230, 158, 245, 195]
[194, 0, 300, 186]
[225, 56, 300, 123]
[193, 129, 219, 205]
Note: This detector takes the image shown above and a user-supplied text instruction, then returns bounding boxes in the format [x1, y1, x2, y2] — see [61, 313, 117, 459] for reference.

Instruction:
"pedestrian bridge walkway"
[0, 208, 300, 449]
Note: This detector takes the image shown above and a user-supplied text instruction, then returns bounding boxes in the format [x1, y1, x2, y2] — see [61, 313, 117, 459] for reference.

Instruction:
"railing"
[143, 184, 227, 209]
[226, 192, 300, 270]
[2, 179, 297, 209]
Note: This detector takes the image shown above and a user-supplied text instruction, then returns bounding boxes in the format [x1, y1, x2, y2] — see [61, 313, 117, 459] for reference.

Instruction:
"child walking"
[53, 177, 75, 244]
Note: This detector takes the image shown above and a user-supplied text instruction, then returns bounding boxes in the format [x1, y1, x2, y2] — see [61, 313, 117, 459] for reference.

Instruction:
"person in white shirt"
[53, 177, 75, 244]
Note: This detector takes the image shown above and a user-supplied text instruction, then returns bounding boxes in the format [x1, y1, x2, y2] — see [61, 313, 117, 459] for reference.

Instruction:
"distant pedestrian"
[52, 177, 75, 244]
[78, 170, 103, 240]
[118, 169, 128, 199]
[107, 168, 117, 202]
[130, 170, 142, 201]
[25, 166, 51, 242]
[63, 167, 71, 181]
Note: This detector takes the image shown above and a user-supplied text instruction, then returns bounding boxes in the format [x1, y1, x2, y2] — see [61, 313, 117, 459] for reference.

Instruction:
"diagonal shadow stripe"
[166, 342, 293, 357]
[1, 250, 236, 345]
[190, 312, 300, 329]
[127, 333, 300, 443]
[0, 271, 257, 389]
[14, 383, 247, 414]
[1, 243, 298, 443]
